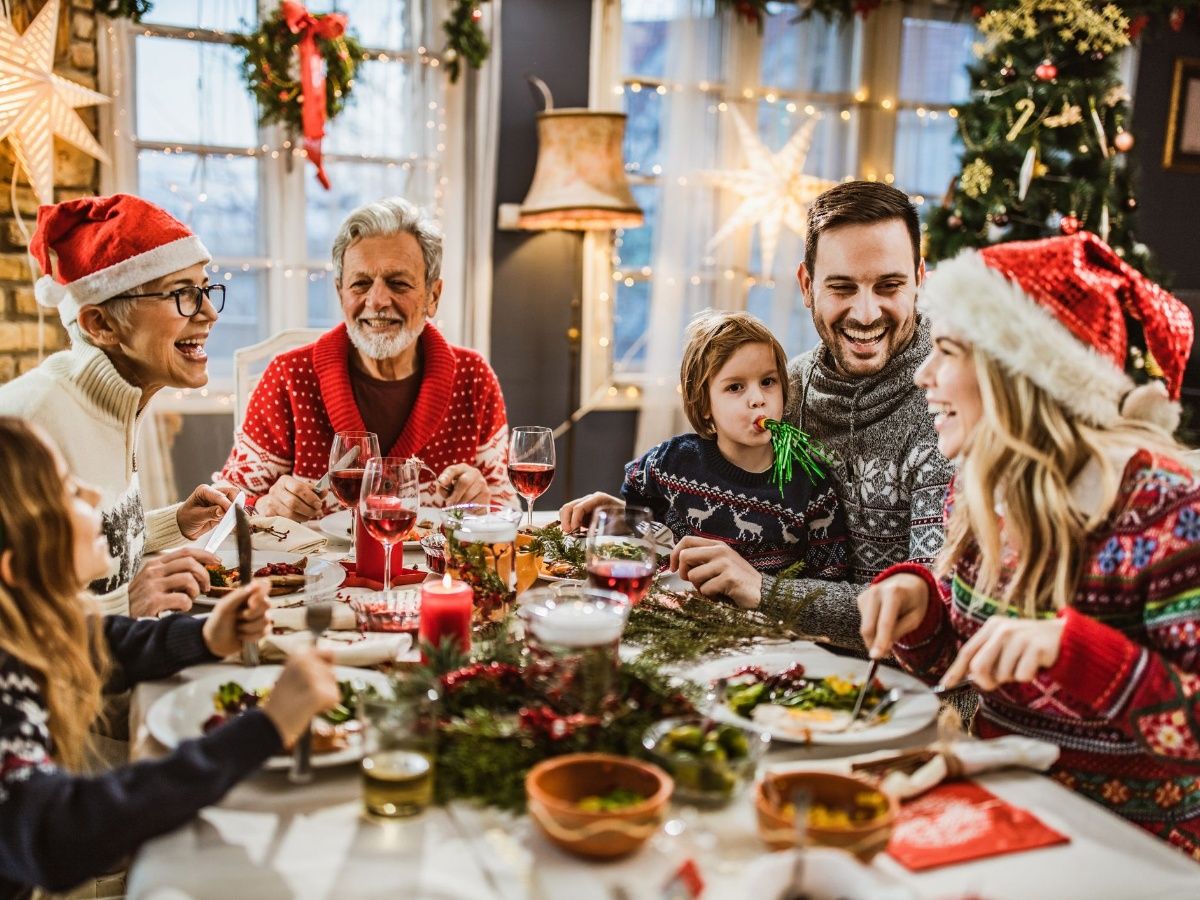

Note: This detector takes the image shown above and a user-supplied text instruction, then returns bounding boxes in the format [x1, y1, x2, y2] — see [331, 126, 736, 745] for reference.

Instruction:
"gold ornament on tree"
[1044, 101, 1082, 128]
[960, 158, 994, 198]
[698, 107, 836, 275]
[977, 0, 1130, 57]
[1018, 145, 1038, 200]
[0, 0, 110, 204]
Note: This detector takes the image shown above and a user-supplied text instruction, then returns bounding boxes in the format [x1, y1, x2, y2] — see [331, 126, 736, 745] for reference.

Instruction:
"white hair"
[331, 197, 443, 287]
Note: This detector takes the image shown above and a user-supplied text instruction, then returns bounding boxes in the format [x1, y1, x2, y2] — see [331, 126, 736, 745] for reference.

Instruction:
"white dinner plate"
[317, 509, 354, 543]
[193, 550, 346, 608]
[146, 665, 392, 770]
[684, 648, 938, 746]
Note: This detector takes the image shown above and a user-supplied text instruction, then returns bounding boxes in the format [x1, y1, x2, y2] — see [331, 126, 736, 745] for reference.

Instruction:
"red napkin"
[338, 560, 427, 590]
[887, 781, 1069, 870]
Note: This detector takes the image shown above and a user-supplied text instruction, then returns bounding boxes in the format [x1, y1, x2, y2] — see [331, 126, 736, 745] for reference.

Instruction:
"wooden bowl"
[525, 753, 673, 859]
[755, 770, 896, 862]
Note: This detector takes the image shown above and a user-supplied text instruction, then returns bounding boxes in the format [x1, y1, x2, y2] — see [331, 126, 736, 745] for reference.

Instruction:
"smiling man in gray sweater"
[672, 182, 952, 651]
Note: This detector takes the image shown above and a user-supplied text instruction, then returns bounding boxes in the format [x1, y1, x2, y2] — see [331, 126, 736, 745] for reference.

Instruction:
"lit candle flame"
[442, 573, 453, 589]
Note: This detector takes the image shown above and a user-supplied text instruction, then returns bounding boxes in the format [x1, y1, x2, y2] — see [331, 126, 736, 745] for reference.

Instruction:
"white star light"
[700, 107, 836, 275]
[0, 0, 110, 204]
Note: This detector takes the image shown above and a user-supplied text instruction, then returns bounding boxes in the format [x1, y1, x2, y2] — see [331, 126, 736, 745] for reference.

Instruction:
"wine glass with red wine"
[585, 505, 657, 606]
[359, 457, 421, 590]
[508, 426, 555, 528]
[328, 431, 380, 551]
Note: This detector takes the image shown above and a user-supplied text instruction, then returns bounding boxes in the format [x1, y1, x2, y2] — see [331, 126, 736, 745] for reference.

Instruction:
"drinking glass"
[441, 503, 522, 622]
[359, 457, 421, 590]
[507, 426, 556, 528]
[360, 685, 439, 819]
[585, 505, 657, 606]
[328, 431, 380, 554]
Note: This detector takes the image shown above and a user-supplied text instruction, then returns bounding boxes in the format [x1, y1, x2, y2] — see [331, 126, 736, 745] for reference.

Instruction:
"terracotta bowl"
[525, 753, 674, 859]
[755, 770, 896, 862]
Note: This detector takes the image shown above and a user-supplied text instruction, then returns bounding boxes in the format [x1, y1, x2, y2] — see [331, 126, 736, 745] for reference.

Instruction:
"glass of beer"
[360, 686, 439, 819]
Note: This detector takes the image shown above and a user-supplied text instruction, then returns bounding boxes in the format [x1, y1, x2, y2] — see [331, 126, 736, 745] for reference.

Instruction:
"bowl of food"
[525, 753, 673, 859]
[755, 771, 896, 861]
[642, 716, 769, 807]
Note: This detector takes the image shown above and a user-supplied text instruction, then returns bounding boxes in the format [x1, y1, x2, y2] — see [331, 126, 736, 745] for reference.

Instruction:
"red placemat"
[887, 781, 1069, 870]
[338, 560, 427, 590]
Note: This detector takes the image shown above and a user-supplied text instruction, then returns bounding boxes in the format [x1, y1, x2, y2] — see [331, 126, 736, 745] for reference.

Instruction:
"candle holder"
[442, 503, 522, 623]
[518, 586, 630, 715]
[419, 574, 474, 659]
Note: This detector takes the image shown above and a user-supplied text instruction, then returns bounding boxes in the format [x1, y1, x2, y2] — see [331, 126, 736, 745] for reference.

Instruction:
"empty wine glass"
[585, 505, 657, 606]
[328, 431, 380, 552]
[359, 457, 421, 590]
[508, 426, 556, 528]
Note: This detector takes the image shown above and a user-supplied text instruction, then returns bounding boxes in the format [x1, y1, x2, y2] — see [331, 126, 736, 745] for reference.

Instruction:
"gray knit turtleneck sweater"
[757, 315, 953, 651]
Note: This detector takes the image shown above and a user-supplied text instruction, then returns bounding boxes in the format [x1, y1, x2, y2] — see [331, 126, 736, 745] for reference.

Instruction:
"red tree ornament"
[1114, 130, 1135, 153]
[1060, 214, 1082, 235]
[1035, 61, 1058, 81]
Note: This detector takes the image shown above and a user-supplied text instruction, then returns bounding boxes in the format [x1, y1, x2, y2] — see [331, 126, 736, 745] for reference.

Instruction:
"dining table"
[125, 514, 1200, 900]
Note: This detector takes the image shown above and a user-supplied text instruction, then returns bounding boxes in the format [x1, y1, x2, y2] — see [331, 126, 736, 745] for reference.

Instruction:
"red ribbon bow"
[281, 1, 347, 190]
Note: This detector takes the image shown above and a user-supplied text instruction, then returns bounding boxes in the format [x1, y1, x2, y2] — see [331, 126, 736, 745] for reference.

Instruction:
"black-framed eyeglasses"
[109, 283, 226, 317]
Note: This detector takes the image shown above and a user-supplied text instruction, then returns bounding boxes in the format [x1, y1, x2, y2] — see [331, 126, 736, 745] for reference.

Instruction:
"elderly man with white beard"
[218, 197, 516, 520]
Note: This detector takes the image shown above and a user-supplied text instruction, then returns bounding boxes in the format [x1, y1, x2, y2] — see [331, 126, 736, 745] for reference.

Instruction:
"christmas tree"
[925, 1, 1153, 275]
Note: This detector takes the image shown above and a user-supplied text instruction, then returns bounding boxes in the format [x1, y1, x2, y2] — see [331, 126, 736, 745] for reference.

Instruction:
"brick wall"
[0, 0, 100, 384]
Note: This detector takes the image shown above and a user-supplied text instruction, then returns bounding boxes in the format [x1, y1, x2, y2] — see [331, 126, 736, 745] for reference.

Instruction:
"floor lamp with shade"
[515, 82, 644, 498]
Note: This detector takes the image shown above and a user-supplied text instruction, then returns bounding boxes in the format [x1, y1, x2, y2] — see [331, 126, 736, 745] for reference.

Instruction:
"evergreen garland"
[444, 0, 492, 84]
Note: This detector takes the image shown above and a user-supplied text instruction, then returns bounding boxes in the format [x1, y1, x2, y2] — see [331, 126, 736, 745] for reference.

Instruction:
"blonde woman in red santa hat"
[858, 231, 1200, 860]
[0, 195, 237, 619]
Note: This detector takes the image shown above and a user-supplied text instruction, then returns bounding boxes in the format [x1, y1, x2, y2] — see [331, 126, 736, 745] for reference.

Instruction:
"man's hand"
[128, 547, 219, 617]
[558, 492, 624, 534]
[436, 464, 490, 506]
[856, 573, 931, 660]
[260, 649, 340, 749]
[202, 579, 271, 658]
[670, 536, 762, 609]
[256, 475, 328, 521]
[177, 484, 239, 540]
[940, 617, 1065, 693]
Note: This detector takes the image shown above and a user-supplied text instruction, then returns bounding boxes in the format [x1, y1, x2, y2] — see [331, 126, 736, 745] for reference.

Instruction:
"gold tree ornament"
[698, 106, 836, 275]
[0, 0, 109, 204]
[960, 158, 993, 198]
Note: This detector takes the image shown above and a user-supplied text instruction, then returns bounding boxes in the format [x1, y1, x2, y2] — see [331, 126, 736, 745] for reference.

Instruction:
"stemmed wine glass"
[508, 426, 556, 528]
[359, 457, 421, 590]
[585, 505, 657, 606]
[328, 431, 380, 553]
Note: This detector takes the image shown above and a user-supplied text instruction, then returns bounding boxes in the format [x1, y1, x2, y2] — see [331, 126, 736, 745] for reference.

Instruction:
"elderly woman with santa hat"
[858, 231, 1200, 860]
[0, 194, 235, 618]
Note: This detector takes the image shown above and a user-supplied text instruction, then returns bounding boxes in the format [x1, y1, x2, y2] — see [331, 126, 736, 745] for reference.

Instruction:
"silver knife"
[203, 490, 246, 553]
[314, 446, 361, 493]
[235, 505, 259, 666]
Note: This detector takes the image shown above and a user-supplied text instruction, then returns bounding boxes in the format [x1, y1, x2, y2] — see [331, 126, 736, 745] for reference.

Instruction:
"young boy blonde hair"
[679, 310, 790, 439]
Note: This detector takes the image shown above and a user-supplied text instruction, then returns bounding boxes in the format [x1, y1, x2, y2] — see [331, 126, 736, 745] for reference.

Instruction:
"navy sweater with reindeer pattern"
[621, 434, 848, 579]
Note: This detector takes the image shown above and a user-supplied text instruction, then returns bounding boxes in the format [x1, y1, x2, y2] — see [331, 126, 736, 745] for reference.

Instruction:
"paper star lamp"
[700, 107, 836, 275]
[0, 0, 110, 204]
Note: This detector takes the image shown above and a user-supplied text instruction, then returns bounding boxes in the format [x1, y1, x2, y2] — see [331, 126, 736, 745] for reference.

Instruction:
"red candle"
[419, 574, 473, 659]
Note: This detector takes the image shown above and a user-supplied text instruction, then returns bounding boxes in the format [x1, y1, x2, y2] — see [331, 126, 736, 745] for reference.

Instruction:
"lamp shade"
[517, 109, 644, 231]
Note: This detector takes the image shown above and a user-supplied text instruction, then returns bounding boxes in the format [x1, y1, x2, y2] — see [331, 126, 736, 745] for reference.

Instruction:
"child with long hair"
[858, 232, 1200, 860]
[0, 417, 340, 896]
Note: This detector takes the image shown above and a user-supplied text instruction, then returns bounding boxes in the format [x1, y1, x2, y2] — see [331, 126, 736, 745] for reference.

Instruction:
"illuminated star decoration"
[0, 0, 110, 205]
[700, 107, 836, 275]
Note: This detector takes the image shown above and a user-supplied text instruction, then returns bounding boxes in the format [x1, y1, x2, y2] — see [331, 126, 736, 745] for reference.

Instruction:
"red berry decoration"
[1060, 215, 1082, 235]
[1035, 61, 1058, 81]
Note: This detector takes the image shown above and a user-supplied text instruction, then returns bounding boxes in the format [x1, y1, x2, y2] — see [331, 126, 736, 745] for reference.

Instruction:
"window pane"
[324, 61, 434, 159]
[897, 17, 975, 104]
[305, 159, 437, 260]
[623, 87, 662, 173]
[613, 279, 651, 374]
[307, 269, 340, 328]
[755, 100, 853, 183]
[614, 184, 658, 272]
[306, 0, 419, 49]
[893, 110, 959, 199]
[207, 269, 268, 381]
[137, 151, 261, 257]
[621, 1, 671, 79]
[762, 8, 855, 93]
[135, 37, 257, 147]
[140, 0, 255, 32]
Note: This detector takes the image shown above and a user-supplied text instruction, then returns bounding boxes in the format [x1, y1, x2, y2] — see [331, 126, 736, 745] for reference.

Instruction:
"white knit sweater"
[0, 342, 183, 615]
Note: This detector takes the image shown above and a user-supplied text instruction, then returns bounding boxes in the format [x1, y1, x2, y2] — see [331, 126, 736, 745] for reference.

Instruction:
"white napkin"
[880, 735, 1060, 800]
[260, 630, 412, 667]
[249, 515, 327, 555]
[269, 604, 357, 632]
[742, 848, 915, 899]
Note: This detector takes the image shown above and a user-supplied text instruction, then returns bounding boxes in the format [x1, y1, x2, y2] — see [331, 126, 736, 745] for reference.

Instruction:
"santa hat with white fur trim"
[30, 194, 211, 327]
[919, 232, 1194, 432]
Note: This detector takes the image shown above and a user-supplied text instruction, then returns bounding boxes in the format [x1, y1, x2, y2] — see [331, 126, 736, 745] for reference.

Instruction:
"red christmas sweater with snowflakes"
[217, 323, 516, 513]
[881, 450, 1200, 861]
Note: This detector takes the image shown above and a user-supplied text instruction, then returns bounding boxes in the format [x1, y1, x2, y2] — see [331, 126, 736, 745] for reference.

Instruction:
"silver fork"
[289, 602, 334, 784]
[780, 787, 812, 900]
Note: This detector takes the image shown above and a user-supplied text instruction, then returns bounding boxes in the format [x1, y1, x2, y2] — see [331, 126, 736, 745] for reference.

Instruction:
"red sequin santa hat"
[30, 193, 210, 326]
[920, 231, 1194, 431]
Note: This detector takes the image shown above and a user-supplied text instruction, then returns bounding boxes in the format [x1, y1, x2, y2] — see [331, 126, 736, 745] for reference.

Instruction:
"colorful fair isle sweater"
[0, 615, 281, 898]
[0, 342, 185, 617]
[217, 323, 517, 513]
[883, 450, 1200, 862]
[622, 434, 848, 580]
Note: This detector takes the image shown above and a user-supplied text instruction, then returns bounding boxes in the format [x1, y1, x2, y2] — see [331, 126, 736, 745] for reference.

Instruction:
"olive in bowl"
[642, 716, 770, 807]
